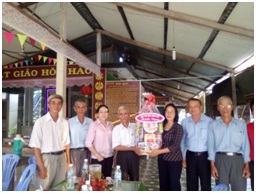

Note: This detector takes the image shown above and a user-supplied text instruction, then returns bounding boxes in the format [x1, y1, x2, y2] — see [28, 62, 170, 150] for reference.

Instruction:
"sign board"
[106, 81, 140, 123]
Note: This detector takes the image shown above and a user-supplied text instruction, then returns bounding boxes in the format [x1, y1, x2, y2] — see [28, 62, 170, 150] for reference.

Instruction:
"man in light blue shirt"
[68, 98, 92, 177]
[208, 96, 250, 190]
[181, 98, 213, 191]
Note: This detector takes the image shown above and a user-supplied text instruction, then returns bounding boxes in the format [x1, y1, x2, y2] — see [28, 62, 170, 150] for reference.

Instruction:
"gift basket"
[135, 93, 164, 155]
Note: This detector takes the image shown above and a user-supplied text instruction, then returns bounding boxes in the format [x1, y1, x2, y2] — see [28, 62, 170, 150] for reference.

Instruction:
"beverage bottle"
[13, 134, 24, 157]
[81, 184, 87, 191]
[66, 163, 75, 190]
[114, 165, 122, 190]
[86, 180, 92, 191]
[81, 159, 89, 180]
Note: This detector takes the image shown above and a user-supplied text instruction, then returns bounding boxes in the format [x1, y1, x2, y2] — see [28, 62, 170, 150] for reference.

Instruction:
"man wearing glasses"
[29, 94, 70, 190]
[208, 96, 250, 191]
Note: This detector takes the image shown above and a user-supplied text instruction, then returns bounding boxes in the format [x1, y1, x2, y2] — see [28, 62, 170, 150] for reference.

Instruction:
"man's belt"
[70, 147, 88, 151]
[42, 150, 66, 155]
[187, 150, 208, 156]
[216, 152, 242, 156]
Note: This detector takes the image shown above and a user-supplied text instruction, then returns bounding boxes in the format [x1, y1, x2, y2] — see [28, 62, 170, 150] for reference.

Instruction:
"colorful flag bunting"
[29, 37, 36, 47]
[24, 60, 29, 66]
[41, 43, 46, 51]
[4, 31, 15, 45]
[43, 56, 48, 63]
[17, 34, 27, 47]
[19, 61, 24, 67]
[48, 57, 53, 64]
[53, 58, 57, 65]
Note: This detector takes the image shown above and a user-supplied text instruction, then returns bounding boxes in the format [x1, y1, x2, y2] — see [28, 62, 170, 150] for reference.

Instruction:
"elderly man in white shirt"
[29, 94, 70, 190]
[112, 106, 141, 181]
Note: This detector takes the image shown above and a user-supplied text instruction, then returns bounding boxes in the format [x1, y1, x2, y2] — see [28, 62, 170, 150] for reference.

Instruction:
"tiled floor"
[139, 156, 252, 191]
[13, 155, 252, 191]
[139, 156, 185, 191]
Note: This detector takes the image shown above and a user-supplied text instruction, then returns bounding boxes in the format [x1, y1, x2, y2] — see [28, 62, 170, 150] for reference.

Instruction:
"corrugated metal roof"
[2, 2, 254, 105]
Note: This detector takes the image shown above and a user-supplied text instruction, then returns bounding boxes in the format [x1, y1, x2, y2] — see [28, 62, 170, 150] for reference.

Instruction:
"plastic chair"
[212, 184, 228, 191]
[14, 163, 37, 191]
[2, 154, 20, 191]
[28, 155, 36, 165]
[27, 155, 37, 188]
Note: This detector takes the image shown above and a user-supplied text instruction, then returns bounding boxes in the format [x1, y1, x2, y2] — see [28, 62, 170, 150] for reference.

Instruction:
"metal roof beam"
[121, 50, 214, 84]
[113, 2, 253, 38]
[135, 66, 204, 91]
[96, 29, 232, 72]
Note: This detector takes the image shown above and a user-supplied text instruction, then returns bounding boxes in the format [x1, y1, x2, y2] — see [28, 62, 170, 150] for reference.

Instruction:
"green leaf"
[138, 182, 146, 191]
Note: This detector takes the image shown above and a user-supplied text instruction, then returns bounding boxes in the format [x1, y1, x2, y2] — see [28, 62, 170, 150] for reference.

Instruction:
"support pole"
[231, 73, 237, 117]
[96, 32, 102, 66]
[56, 2, 67, 118]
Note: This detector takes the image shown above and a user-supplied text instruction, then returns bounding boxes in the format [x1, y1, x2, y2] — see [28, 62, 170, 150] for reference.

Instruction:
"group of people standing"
[29, 94, 254, 191]
[29, 95, 141, 190]
[154, 96, 253, 191]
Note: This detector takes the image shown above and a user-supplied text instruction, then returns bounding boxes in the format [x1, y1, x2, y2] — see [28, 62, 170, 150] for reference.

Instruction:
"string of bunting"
[3, 31, 75, 69]
[3, 56, 75, 69]
[4, 31, 37, 47]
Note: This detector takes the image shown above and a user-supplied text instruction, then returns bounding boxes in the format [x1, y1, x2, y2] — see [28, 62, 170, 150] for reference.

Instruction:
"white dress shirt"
[29, 112, 70, 153]
[112, 122, 136, 149]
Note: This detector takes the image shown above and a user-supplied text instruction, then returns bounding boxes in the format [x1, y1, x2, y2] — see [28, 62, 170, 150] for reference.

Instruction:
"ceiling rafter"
[96, 29, 231, 72]
[117, 6, 134, 40]
[71, 2, 112, 46]
[120, 50, 214, 84]
[187, 2, 238, 73]
[182, 2, 238, 91]
[143, 84, 190, 101]
[17, 2, 38, 9]
[135, 66, 205, 91]
[149, 80, 196, 96]
[112, 2, 253, 38]
[143, 83, 188, 103]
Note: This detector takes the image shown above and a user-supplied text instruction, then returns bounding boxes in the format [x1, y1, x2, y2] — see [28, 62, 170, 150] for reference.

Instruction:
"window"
[33, 88, 42, 123]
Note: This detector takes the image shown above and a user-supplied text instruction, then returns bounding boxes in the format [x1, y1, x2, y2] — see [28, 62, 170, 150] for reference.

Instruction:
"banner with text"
[2, 65, 93, 88]
[106, 81, 141, 124]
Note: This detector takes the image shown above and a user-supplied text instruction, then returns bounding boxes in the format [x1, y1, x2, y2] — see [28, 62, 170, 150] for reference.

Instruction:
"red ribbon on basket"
[144, 93, 156, 105]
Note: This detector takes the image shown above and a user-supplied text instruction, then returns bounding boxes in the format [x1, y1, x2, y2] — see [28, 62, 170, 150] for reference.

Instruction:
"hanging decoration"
[4, 31, 15, 45]
[17, 34, 27, 47]
[172, 20, 176, 61]
[3, 2, 100, 76]
[19, 61, 24, 67]
[80, 85, 92, 98]
[172, 46, 176, 60]
[3, 30, 74, 68]
[29, 37, 35, 47]
[41, 43, 46, 51]
[48, 58, 53, 65]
